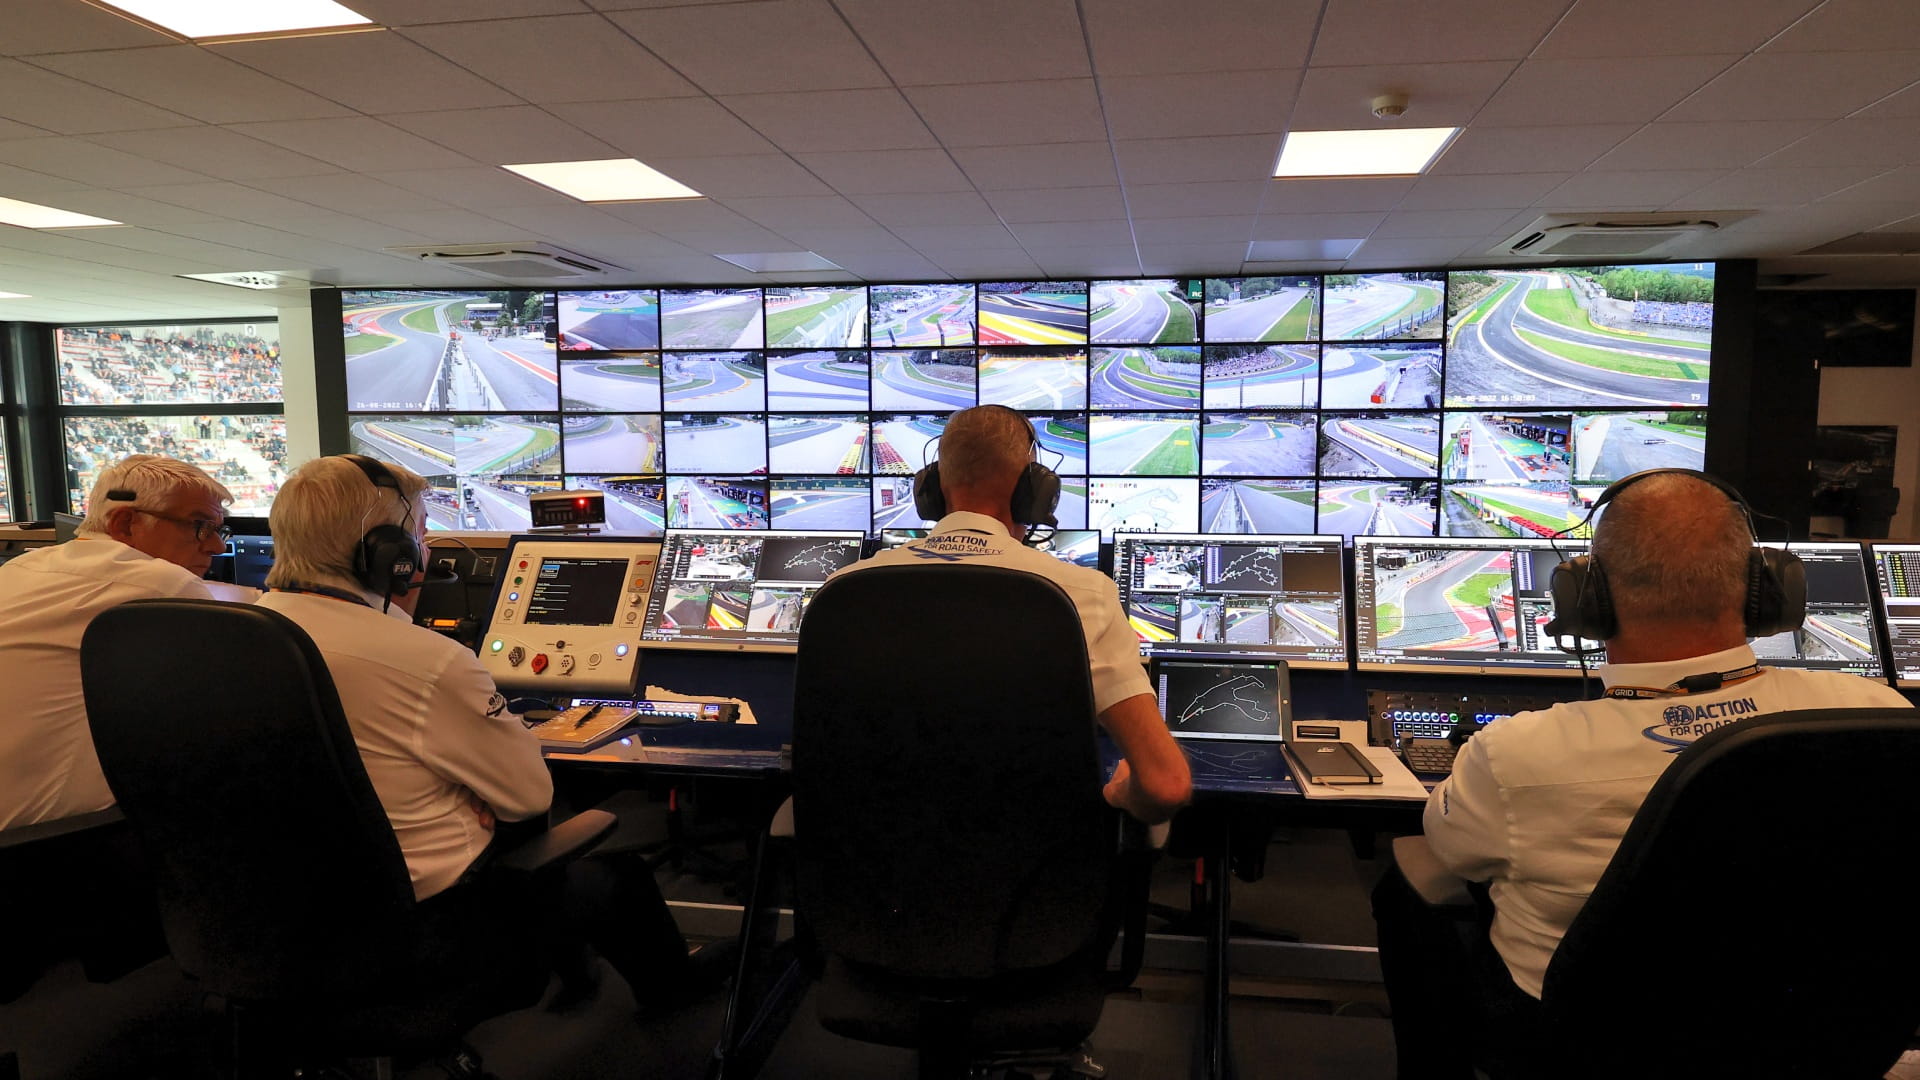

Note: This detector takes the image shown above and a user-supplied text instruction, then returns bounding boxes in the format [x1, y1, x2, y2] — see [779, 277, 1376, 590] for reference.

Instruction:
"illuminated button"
[558, 655, 575, 675]
[518, 560, 528, 569]
[615, 643, 630, 658]
[489, 639, 503, 653]
[508, 591, 520, 602]
[513, 576, 523, 585]
[530, 653, 549, 674]
[507, 646, 525, 667]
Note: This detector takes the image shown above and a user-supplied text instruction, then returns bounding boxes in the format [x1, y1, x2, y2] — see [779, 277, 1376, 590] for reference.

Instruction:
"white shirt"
[0, 538, 213, 829]
[1425, 643, 1912, 998]
[836, 512, 1153, 714]
[255, 589, 553, 900]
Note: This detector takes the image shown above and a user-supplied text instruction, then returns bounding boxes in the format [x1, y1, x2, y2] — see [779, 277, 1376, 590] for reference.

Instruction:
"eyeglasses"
[134, 510, 232, 543]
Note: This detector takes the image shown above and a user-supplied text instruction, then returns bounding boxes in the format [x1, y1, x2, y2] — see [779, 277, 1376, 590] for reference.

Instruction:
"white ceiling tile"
[893, 225, 1020, 250]
[1676, 166, 1893, 207]
[91, 127, 340, 180]
[1101, 70, 1299, 140]
[1290, 61, 1515, 130]
[1135, 242, 1246, 275]
[1665, 52, 1920, 122]
[836, 0, 1089, 86]
[1033, 247, 1146, 278]
[604, 0, 889, 95]
[548, 99, 780, 158]
[161, 222, 374, 264]
[1760, 118, 1920, 169]
[74, 227, 290, 266]
[642, 155, 832, 198]
[354, 208, 524, 240]
[827, 253, 949, 280]
[1858, 80, 1920, 119]
[847, 192, 1003, 228]
[1592, 121, 1825, 171]
[1124, 181, 1268, 219]
[399, 15, 698, 104]
[0, 137, 210, 188]
[1370, 173, 1565, 212]
[120, 182, 334, 224]
[1538, 0, 1819, 58]
[0, 60, 194, 134]
[1349, 237, 1482, 265]
[650, 221, 791, 251]
[29, 46, 354, 126]
[721, 89, 936, 153]
[365, 167, 578, 208]
[1006, 220, 1135, 247]
[1115, 135, 1282, 185]
[1475, 56, 1737, 126]
[952, 142, 1119, 190]
[984, 186, 1128, 223]
[1, 0, 178, 56]
[1373, 209, 1527, 239]
[930, 255, 1045, 279]
[792, 149, 971, 195]
[1719, 201, 1914, 234]
[0, 162, 90, 201]
[1262, 178, 1416, 214]
[1245, 241, 1365, 262]
[349, 0, 592, 25]
[0, 117, 50, 140]
[224, 118, 476, 172]
[1429, 124, 1638, 175]
[1130, 216, 1254, 245]
[596, 199, 762, 230]
[34, 189, 224, 227]
[903, 80, 1106, 149]
[775, 227, 914, 255]
[381, 107, 622, 165]
[1312, 0, 1569, 65]
[265, 174, 448, 214]
[1538, 169, 1730, 209]
[210, 32, 520, 115]
[477, 205, 690, 254]
[1763, 0, 1920, 52]
[719, 196, 879, 230]
[1250, 212, 1388, 240]
[273, 214, 437, 249]
[1082, 0, 1317, 77]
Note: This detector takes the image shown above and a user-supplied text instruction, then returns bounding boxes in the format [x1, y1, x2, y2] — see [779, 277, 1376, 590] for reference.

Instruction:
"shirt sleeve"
[1084, 577, 1154, 715]
[1422, 727, 1511, 883]
[416, 650, 553, 822]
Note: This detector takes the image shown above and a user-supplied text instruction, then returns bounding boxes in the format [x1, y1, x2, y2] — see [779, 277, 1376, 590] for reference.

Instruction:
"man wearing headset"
[256, 455, 720, 1012]
[841, 405, 1192, 823]
[1374, 470, 1911, 1079]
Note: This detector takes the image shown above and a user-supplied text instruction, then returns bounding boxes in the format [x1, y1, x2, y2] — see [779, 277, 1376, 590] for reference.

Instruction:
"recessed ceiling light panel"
[0, 291, 30, 300]
[0, 196, 122, 229]
[502, 159, 703, 202]
[1273, 127, 1459, 178]
[716, 252, 843, 273]
[90, 0, 375, 40]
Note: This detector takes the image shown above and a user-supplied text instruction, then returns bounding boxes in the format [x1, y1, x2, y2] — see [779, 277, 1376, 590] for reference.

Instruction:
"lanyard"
[274, 584, 372, 609]
[1602, 663, 1765, 700]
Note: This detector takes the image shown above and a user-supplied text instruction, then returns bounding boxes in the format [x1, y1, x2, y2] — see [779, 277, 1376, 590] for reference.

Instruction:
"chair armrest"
[0, 807, 125, 851]
[496, 809, 617, 874]
[1392, 835, 1474, 910]
[1109, 811, 1156, 990]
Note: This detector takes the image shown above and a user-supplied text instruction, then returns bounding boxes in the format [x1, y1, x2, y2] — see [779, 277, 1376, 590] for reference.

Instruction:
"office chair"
[788, 565, 1150, 1080]
[80, 598, 614, 1077]
[0, 807, 153, 1002]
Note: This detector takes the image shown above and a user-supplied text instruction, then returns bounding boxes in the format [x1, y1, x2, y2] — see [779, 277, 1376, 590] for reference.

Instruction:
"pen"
[574, 704, 603, 729]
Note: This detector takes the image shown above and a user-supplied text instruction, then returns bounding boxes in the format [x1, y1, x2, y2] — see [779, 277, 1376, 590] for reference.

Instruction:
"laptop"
[1148, 656, 1292, 790]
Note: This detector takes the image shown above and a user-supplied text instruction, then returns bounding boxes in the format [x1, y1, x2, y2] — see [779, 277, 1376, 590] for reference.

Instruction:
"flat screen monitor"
[875, 527, 1101, 569]
[480, 536, 660, 696]
[1112, 533, 1347, 668]
[1750, 542, 1883, 679]
[640, 529, 866, 653]
[1149, 656, 1291, 741]
[1870, 543, 1920, 688]
[53, 512, 82, 543]
[1354, 535, 1591, 675]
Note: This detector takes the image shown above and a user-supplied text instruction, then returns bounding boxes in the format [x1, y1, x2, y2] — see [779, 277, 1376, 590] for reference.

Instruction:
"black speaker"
[911, 408, 1061, 528]
[1544, 468, 1806, 644]
[344, 455, 420, 598]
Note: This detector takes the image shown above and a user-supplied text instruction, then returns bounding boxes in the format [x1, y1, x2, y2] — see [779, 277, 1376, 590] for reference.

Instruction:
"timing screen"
[1116, 534, 1345, 665]
[640, 530, 865, 649]
[1748, 543, 1882, 678]
[1154, 660, 1286, 741]
[1354, 537, 1589, 673]
[525, 557, 630, 626]
[1873, 544, 1920, 686]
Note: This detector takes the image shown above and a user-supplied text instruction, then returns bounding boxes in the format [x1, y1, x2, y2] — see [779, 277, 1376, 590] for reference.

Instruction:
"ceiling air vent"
[1494, 213, 1752, 258]
[385, 242, 617, 281]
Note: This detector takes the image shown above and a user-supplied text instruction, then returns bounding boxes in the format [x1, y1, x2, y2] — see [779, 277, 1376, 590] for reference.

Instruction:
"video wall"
[340, 264, 1715, 537]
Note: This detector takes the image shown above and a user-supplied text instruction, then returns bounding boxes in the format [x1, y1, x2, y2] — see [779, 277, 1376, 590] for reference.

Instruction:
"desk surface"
[543, 721, 787, 775]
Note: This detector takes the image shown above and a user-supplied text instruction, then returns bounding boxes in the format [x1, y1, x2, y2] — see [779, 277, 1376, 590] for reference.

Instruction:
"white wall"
[275, 294, 321, 467]
[1815, 293, 1920, 540]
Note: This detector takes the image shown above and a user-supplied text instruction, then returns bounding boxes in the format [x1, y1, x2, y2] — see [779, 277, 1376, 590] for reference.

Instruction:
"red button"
[518, 560, 528, 569]
[530, 653, 549, 674]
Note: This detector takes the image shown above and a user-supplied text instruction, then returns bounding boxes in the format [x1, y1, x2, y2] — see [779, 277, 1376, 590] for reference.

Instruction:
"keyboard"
[1400, 737, 1458, 776]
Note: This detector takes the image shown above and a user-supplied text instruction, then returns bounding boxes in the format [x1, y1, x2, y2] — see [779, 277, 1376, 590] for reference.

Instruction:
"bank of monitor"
[1354, 535, 1591, 675]
[1751, 542, 1884, 679]
[1113, 533, 1347, 668]
[640, 529, 866, 652]
[1871, 543, 1920, 687]
[481, 536, 661, 695]
[876, 528, 1101, 570]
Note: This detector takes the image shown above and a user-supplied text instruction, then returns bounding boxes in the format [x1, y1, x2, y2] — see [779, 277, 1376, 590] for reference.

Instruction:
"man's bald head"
[937, 405, 1034, 496]
[1590, 471, 1752, 632]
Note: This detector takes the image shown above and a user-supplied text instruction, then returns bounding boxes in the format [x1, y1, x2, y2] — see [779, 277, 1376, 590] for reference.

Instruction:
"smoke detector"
[384, 241, 618, 281]
[1371, 94, 1409, 119]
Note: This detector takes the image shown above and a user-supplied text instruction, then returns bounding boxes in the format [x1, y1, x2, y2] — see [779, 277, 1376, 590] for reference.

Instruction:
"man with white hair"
[0, 454, 231, 829]
[256, 455, 719, 1011]
[1374, 470, 1912, 1078]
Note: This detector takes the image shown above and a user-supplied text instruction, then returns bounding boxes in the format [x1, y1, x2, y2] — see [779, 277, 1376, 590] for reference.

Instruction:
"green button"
[489, 639, 504, 652]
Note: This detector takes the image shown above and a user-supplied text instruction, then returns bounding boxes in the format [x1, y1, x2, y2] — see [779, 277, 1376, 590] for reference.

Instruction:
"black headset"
[910, 406, 1062, 528]
[1544, 468, 1806, 644]
[344, 455, 421, 600]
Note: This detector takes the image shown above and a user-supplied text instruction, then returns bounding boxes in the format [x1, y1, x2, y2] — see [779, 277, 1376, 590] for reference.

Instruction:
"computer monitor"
[639, 529, 866, 653]
[53, 512, 81, 543]
[206, 516, 274, 589]
[1353, 535, 1591, 675]
[1112, 533, 1347, 668]
[480, 536, 661, 696]
[1870, 543, 1920, 688]
[1149, 656, 1291, 741]
[1749, 542, 1884, 679]
[875, 527, 1101, 570]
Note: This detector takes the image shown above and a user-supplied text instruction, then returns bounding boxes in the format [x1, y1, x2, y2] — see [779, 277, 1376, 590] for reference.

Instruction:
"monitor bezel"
[1114, 531, 1351, 671]
[1147, 655, 1293, 742]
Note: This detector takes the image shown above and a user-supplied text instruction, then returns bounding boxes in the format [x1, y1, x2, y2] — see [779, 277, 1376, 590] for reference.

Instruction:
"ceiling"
[2, 0, 1920, 322]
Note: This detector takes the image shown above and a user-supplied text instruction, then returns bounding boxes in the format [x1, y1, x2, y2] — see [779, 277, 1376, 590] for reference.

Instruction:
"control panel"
[481, 537, 660, 697]
[1367, 688, 1574, 749]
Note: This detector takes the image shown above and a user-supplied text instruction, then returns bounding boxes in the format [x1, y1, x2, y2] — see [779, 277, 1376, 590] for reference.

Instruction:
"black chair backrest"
[792, 564, 1114, 980]
[81, 599, 418, 1000]
[1541, 706, 1920, 1079]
